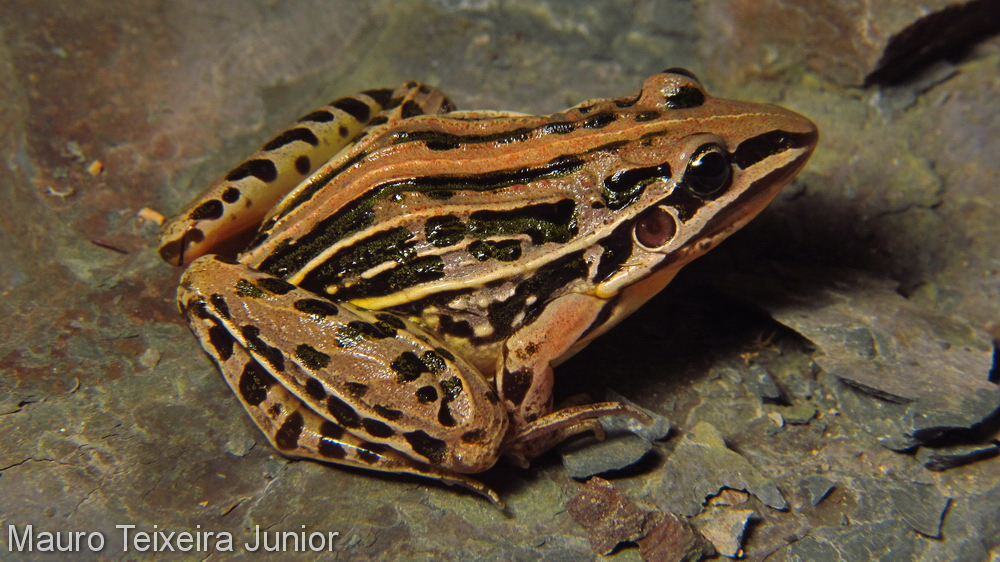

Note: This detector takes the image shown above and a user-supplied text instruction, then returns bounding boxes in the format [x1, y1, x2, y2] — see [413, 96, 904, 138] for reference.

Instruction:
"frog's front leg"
[178, 255, 506, 506]
[495, 292, 652, 465]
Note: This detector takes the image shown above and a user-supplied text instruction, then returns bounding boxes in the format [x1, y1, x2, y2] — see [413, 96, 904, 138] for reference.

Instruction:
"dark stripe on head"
[331, 97, 372, 122]
[263, 128, 320, 151]
[226, 159, 279, 183]
[657, 182, 710, 222]
[733, 130, 818, 170]
[602, 163, 671, 211]
[190, 200, 224, 221]
[274, 411, 304, 450]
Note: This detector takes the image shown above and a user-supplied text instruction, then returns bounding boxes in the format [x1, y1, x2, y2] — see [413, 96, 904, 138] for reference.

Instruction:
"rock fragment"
[802, 475, 835, 506]
[560, 391, 670, 478]
[660, 422, 786, 516]
[565, 477, 650, 555]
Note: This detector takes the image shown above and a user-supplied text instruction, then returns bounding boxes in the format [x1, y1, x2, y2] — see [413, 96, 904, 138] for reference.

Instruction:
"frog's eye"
[683, 144, 732, 200]
[633, 206, 677, 249]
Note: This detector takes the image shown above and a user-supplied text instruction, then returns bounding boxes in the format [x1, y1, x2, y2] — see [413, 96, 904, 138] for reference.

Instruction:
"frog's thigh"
[199, 331, 501, 505]
[496, 292, 606, 422]
[179, 256, 502, 506]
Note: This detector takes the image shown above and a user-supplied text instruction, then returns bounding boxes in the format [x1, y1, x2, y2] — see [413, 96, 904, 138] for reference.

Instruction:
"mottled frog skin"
[159, 69, 817, 506]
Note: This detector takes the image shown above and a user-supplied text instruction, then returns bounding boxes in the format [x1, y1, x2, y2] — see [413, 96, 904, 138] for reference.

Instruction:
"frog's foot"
[501, 401, 652, 468]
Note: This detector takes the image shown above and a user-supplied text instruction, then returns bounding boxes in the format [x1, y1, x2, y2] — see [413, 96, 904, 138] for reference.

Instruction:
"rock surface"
[1, 1, 999, 560]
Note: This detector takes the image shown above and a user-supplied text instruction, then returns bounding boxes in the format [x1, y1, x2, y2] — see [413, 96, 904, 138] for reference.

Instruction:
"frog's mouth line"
[700, 149, 814, 243]
[645, 149, 813, 276]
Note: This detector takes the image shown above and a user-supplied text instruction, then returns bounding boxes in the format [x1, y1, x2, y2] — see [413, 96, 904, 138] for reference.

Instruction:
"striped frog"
[158, 69, 817, 506]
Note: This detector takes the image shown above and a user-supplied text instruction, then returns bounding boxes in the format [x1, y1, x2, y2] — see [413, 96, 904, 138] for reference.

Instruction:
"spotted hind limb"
[158, 82, 455, 267]
[234, 356, 503, 508]
[181, 297, 503, 508]
[177, 255, 509, 507]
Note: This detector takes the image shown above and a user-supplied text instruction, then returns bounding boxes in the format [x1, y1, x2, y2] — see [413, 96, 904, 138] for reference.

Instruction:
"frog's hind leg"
[180, 284, 502, 508]
[177, 254, 506, 507]
[158, 81, 455, 267]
